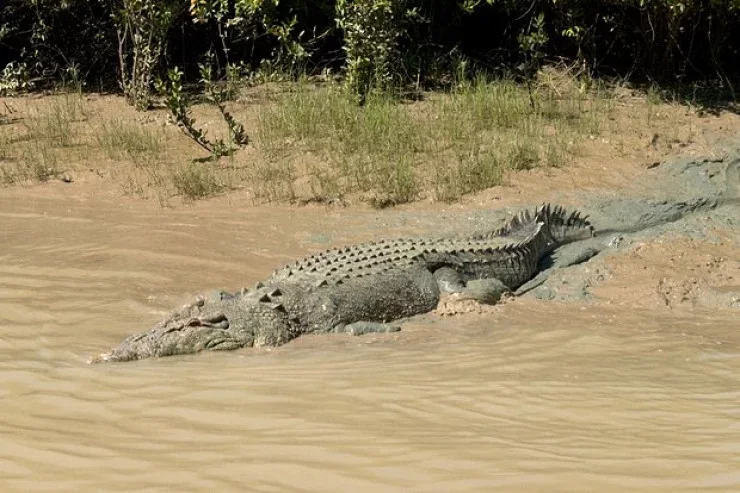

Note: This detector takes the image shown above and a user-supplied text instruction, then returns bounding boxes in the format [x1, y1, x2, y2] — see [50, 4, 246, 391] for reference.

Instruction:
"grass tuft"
[23, 94, 86, 148]
[96, 119, 165, 164]
[172, 162, 222, 201]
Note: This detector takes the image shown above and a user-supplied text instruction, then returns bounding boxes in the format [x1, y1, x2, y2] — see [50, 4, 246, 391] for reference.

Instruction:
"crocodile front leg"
[459, 278, 511, 304]
[334, 321, 402, 336]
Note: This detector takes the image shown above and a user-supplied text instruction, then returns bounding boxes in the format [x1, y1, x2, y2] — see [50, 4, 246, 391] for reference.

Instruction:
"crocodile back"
[266, 204, 590, 290]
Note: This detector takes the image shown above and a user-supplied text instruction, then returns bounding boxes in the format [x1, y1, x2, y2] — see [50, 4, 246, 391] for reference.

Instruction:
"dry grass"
[0, 92, 229, 203]
[23, 94, 86, 147]
[0, 94, 87, 184]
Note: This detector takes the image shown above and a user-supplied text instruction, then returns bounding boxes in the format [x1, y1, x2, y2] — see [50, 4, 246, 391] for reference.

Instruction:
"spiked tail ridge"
[487, 203, 593, 242]
[534, 203, 594, 246]
[485, 208, 537, 238]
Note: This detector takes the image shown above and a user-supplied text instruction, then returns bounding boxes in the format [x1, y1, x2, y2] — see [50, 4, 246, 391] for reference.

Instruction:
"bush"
[336, 0, 401, 102]
[1, 1, 738, 101]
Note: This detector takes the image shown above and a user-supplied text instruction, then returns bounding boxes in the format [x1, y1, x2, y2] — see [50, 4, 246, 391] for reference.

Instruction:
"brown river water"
[1, 186, 739, 492]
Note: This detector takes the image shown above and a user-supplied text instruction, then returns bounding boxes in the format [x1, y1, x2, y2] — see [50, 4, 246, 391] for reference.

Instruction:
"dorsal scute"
[534, 203, 594, 244]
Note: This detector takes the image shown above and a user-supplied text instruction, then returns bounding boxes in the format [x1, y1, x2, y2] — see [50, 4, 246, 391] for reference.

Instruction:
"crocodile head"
[536, 204, 594, 246]
[91, 292, 293, 363]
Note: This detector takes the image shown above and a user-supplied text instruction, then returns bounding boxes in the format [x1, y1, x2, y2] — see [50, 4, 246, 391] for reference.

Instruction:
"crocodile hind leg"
[433, 267, 511, 304]
[434, 267, 467, 293]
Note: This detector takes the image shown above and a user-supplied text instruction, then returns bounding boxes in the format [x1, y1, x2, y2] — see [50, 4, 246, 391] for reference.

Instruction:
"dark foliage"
[1, 1, 738, 95]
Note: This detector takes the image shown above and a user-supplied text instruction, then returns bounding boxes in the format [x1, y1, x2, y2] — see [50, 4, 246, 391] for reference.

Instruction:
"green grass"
[0, 146, 59, 184]
[259, 85, 421, 204]
[257, 75, 614, 204]
[96, 119, 165, 164]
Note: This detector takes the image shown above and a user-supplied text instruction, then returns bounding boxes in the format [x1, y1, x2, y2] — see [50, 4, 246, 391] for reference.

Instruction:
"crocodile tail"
[535, 203, 594, 245]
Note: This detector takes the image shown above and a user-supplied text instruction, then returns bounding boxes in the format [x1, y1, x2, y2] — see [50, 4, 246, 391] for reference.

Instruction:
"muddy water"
[1, 188, 739, 492]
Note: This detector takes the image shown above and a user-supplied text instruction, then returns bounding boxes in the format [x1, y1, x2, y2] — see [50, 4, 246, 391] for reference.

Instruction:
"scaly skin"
[92, 204, 593, 363]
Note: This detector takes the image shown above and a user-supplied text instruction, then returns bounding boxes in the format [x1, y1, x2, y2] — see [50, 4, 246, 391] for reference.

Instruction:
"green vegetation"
[116, 0, 178, 110]
[23, 95, 86, 148]
[3, 146, 59, 184]
[257, 75, 611, 204]
[0, 67, 697, 205]
[336, 0, 400, 103]
[161, 66, 248, 161]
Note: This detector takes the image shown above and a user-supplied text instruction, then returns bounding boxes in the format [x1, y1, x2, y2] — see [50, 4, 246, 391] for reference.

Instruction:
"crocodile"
[92, 204, 594, 362]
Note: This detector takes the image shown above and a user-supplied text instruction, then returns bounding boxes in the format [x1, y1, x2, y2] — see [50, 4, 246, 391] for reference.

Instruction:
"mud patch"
[597, 236, 740, 310]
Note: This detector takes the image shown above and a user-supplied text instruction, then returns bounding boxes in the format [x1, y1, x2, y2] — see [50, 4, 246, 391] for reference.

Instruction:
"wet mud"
[520, 146, 739, 307]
